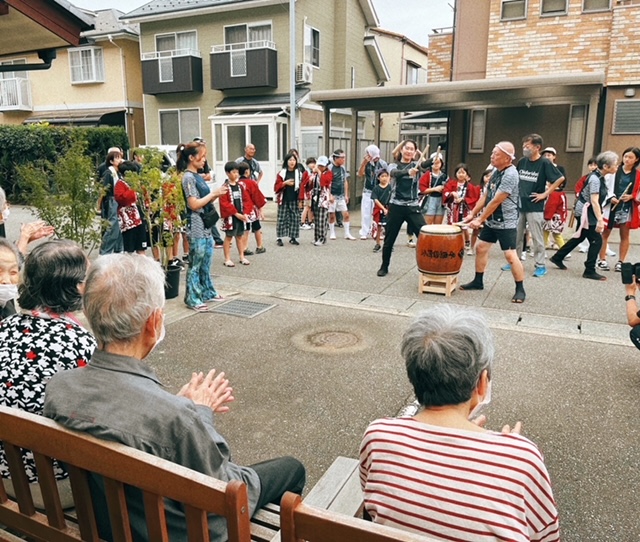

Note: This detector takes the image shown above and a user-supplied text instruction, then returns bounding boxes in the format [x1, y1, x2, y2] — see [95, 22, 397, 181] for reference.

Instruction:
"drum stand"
[418, 273, 459, 297]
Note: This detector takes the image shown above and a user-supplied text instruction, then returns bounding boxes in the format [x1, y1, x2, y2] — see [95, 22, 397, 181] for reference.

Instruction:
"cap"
[193, 136, 205, 143]
[542, 147, 557, 156]
[316, 155, 329, 167]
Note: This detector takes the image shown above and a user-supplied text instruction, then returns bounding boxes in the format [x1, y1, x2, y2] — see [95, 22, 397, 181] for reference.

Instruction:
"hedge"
[0, 124, 129, 202]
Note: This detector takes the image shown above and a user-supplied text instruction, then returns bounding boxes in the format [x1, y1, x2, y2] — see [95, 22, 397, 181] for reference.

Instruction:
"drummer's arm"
[464, 193, 487, 222]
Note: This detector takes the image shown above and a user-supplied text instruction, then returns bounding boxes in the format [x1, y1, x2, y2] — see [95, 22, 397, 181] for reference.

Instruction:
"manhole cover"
[307, 331, 360, 349]
[208, 299, 276, 318]
[291, 329, 368, 354]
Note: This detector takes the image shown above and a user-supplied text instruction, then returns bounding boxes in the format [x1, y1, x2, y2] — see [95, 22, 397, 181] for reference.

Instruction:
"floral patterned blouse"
[0, 310, 96, 482]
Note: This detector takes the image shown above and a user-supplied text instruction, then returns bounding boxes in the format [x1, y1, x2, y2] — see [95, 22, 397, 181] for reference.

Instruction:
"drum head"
[421, 224, 461, 234]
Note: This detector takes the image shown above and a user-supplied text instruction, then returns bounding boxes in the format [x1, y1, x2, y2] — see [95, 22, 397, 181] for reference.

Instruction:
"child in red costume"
[219, 161, 254, 267]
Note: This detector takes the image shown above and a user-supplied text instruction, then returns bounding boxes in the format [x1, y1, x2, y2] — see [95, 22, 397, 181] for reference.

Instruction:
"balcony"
[141, 49, 203, 95]
[0, 78, 32, 111]
[210, 41, 278, 90]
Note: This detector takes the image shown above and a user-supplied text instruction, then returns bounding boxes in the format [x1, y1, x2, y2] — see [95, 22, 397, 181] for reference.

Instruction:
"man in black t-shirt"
[512, 134, 564, 279]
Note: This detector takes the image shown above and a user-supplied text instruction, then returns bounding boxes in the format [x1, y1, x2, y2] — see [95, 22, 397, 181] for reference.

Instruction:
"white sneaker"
[330, 233, 337, 240]
[520, 253, 527, 262]
[345, 233, 356, 240]
[606, 247, 617, 257]
[314, 240, 325, 246]
[407, 240, 416, 248]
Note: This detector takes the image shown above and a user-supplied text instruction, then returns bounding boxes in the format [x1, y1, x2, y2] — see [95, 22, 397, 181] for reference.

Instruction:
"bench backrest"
[279, 492, 435, 542]
[0, 405, 252, 542]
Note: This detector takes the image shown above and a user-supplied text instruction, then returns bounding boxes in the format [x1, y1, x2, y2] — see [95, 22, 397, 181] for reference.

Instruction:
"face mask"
[469, 380, 492, 419]
[1, 208, 9, 221]
[0, 283, 18, 307]
[522, 147, 533, 159]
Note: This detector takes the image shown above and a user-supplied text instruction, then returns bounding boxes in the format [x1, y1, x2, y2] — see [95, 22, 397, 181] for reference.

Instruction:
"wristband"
[625, 295, 636, 301]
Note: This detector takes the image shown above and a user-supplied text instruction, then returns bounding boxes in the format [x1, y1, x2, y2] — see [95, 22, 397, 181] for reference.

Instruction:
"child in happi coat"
[442, 163, 480, 252]
[238, 162, 267, 256]
[544, 180, 568, 250]
[220, 161, 253, 267]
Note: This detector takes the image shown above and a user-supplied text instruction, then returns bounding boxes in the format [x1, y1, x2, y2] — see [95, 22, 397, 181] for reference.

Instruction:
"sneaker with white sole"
[407, 240, 416, 248]
[615, 261, 623, 272]
[329, 233, 337, 240]
[596, 259, 610, 271]
[345, 233, 356, 240]
[606, 248, 617, 257]
[533, 266, 547, 278]
[520, 253, 527, 262]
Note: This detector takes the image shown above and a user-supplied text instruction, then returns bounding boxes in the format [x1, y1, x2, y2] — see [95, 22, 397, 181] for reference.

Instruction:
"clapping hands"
[178, 369, 235, 413]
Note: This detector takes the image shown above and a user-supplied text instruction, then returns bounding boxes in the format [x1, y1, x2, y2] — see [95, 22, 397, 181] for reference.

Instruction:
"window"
[159, 109, 200, 145]
[304, 25, 320, 67]
[69, 47, 104, 84]
[501, 0, 526, 20]
[225, 22, 272, 46]
[405, 62, 420, 85]
[567, 105, 587, 151]
[224, 23, 272, 76]
[468, 109, 486, 153]
[541, 0, 567, 15]
[0, 59, 27, 80]
[156, 31, 197, 82]
[583, 0, 611, 11]
[613, 100, 640, 135]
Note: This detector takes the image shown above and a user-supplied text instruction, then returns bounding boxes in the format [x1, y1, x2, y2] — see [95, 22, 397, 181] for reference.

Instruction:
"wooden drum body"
[416, 224, 465, 275]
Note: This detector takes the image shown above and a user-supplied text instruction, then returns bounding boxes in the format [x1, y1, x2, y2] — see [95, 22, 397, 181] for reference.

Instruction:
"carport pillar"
[323, 106, 331, 155]
[374, 111, 381, 146]
[350, 109, 359, 208]
[583, 91, 601, 173]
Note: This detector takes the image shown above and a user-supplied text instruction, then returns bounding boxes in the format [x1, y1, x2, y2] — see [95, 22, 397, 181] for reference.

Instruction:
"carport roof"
[310, 72, 605, 113]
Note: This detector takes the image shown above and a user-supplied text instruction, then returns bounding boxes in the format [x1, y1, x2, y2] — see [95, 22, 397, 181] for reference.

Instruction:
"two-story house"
[123, 0, 389, 196]
[0, 8, 145, 148]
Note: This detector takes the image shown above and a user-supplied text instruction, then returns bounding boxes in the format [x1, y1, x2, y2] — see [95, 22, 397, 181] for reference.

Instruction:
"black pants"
[251, 456, 306, 510]
[381, 204, 425, 268]
[555, 224, 602, 272]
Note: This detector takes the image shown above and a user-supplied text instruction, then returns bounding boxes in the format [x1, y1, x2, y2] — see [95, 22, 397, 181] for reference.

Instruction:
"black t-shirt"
[229, 183, 243, 213]
[282, 169, 298, 203]
[517, 157, 563, 213]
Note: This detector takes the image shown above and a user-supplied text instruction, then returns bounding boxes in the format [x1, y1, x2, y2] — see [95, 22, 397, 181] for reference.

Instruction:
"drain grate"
[208, 299, 276, 319]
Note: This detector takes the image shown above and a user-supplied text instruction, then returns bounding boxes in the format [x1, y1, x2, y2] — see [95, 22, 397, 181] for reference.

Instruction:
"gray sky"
[71, 0, 454, 47]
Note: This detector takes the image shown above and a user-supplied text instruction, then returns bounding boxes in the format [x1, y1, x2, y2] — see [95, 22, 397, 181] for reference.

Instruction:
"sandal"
[223, 260, 235, 267]
[511, 290, 526, 304]
[188, 304, 211, 313]
[240, 259, 250, 265]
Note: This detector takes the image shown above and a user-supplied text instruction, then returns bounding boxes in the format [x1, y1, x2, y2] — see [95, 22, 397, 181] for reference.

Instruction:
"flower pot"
[164, 264, 181, 300]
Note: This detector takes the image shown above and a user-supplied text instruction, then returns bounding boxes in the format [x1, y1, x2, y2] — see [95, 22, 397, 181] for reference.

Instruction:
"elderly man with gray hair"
[360, 304, 560, 542]
[43, 254, 305, 541]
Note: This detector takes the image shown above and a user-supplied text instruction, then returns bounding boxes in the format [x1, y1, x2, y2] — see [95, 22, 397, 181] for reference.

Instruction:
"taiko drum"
[416, 224, 465, 275]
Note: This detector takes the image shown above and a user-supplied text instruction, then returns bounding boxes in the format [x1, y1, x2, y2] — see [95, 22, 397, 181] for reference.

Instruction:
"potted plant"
[123, 148, 185, 299]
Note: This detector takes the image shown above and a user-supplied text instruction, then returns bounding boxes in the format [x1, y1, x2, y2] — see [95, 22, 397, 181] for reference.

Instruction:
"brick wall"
[485, 0, 612, 79]
[608, 6, 640, 84]
[427, 32, 453, 82]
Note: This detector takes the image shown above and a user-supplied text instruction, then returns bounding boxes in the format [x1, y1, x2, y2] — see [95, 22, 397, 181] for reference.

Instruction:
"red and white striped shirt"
[359, 417, 560, 542]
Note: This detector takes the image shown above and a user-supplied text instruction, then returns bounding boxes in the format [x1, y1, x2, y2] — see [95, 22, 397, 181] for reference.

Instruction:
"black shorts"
[478, 226, 517, 251]
[123, 224, 150, 253]
[250, 220, 262, 233]
[225, 217, 246, 237]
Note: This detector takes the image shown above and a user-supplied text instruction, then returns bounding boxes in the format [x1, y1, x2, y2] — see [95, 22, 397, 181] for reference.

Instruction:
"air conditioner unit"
[296, 62, 313, 84]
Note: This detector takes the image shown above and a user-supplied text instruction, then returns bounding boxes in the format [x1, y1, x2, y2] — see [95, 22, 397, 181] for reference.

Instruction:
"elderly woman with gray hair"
[359, 305, 560, 542]
[0, 239, 96, 508]
[550, 150, 619, 281]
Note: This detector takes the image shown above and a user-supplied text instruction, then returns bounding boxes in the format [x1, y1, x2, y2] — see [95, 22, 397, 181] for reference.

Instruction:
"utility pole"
[289, 0, 296, 150]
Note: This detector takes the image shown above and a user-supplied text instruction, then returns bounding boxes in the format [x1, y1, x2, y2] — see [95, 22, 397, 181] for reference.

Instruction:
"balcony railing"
[141, 48, 201, 60]
[210, 40, 276, 54]
[0, 78, 32, 111]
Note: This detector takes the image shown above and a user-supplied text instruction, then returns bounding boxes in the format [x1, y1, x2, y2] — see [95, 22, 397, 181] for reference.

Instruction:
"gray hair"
[83, 254, 165, 346]
[402, 304, 494, 408]
[596, 151, 618, 169]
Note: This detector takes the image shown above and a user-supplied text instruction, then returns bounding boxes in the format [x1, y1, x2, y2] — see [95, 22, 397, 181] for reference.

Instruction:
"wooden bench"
[0, 406, 435, 542]
[0, 405, 255, 542]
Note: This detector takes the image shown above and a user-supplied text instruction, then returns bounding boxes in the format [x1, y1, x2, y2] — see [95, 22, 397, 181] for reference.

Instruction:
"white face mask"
[148, 324, 165, 356]
[1, 208, 9, 221]
[470, 380, 492, 419]
[0, 283, 18, 307]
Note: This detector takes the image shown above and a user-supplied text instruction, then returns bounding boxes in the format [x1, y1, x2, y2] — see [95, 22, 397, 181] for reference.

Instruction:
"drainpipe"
[108, 35, 131, 148]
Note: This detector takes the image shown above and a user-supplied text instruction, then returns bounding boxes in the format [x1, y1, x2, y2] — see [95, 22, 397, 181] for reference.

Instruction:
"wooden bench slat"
[0, 501, 82, 542]
[66, 465, 99, 541]
[303, 456, 359, 510]
[142, 491, 169, 542]
[103, 478, 133, 542]
[224, 480, 252, 542]
[3, 443, 35, 516]
[32, 452, 66, 529]
[325, 465, 363, 517]
[249, 520, 279, 542]
[184, 504, 209, 542]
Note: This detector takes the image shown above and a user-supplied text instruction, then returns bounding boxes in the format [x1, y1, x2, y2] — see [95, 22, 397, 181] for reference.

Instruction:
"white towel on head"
[365, 145, 380, 160]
